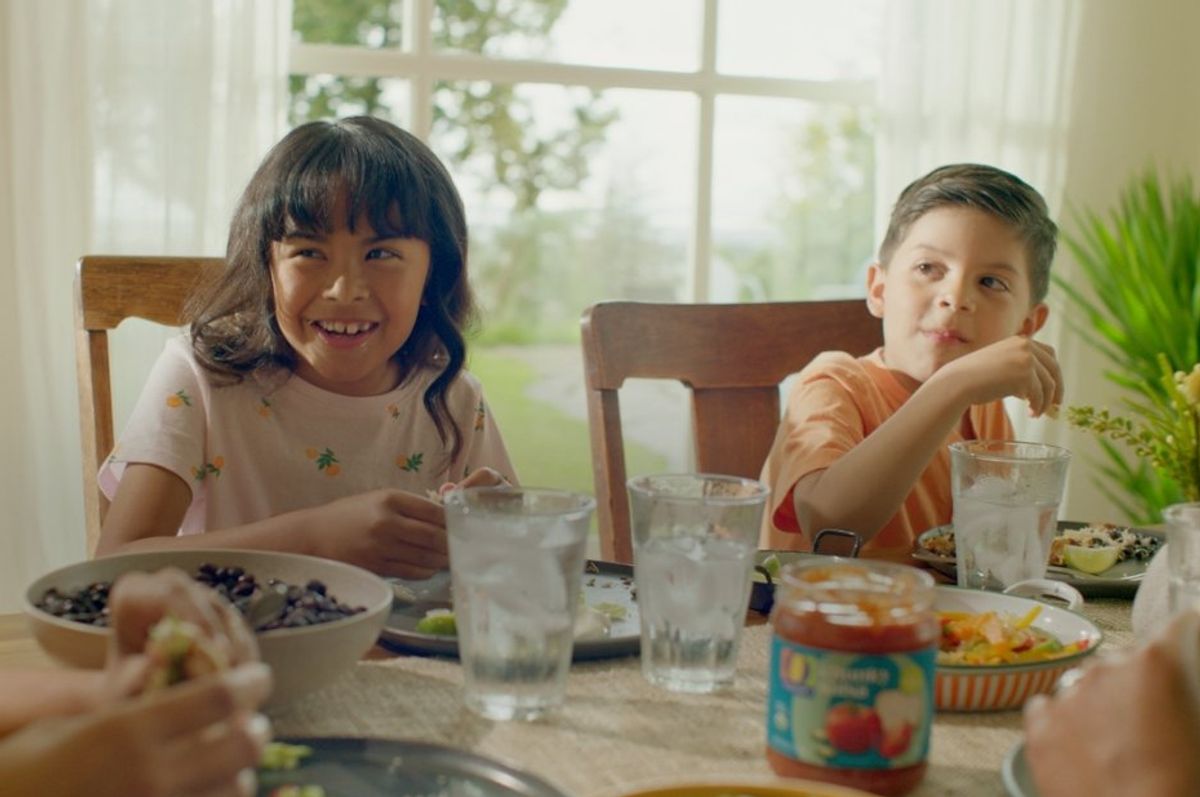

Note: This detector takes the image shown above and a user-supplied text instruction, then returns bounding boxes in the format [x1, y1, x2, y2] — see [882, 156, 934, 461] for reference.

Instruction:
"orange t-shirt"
[758, 348, 1013, 564]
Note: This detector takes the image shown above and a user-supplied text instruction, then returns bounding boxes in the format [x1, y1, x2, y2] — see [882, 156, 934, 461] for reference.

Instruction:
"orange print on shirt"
[474, 401, 486, 431]
[257, 398, 272, 418]
[397, 452, 424, 472]
[308, 447, 341, 476]
[191, 455, 224, 481]
[166, 390, 192, 408]
[386, 403, 400, 419]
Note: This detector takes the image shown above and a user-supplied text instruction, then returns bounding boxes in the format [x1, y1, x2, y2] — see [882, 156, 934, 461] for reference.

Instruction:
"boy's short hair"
[878, 164, 1057, 303]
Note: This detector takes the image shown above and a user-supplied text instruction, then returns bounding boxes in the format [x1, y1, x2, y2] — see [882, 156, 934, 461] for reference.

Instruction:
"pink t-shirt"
[759, 348, 1012, 563]
[100, 336, 515, 534]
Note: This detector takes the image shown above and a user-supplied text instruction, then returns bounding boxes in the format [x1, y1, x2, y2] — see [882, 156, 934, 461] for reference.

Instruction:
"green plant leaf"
[1058, 169, 1200, 516]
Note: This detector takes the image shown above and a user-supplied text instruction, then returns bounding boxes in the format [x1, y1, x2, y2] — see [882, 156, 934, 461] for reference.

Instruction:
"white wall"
[1051, 0, 1200, 523]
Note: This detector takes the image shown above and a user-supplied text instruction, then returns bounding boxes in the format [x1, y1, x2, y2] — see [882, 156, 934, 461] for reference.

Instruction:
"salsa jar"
[766, 558, 937, 796]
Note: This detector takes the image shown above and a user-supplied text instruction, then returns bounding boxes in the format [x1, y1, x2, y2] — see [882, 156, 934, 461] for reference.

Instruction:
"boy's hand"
[930, 335, 1062, 417]
[306, 489, 449, 579]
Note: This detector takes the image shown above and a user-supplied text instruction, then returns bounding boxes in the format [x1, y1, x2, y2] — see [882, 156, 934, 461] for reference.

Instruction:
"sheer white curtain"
[874, 0, 1084, 502]
[0, 0, 289, 611]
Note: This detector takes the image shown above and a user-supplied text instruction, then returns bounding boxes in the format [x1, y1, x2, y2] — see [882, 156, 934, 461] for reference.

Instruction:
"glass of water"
[1163, 502, 1200, 615]
[445, 487, 595, 721]
[626, 473, 770, 693]
[948, 441, 1071, 591]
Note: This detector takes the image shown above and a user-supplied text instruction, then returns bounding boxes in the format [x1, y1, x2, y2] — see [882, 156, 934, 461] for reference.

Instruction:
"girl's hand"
[0, 664, 272, 797]
[307, 489, 449, 579]
[436, 466, 511, 498]
[930, 335, 1063, 417]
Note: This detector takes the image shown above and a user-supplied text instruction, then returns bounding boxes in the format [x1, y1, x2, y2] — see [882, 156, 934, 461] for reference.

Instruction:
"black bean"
[37, 563, 365, 630]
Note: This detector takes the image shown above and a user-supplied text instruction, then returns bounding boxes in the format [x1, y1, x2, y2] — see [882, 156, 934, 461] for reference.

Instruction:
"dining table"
[0, 594, 1139, 797]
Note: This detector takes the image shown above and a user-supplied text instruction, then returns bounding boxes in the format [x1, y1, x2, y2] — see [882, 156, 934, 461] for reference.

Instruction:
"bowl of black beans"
[24, 549, 392, 709]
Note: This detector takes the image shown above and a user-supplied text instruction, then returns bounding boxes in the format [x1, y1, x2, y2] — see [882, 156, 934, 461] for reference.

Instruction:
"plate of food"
[913, 521, 1163, 597]
[258, 737, 570, 797]
[380, 560, 640, 660]
[934, 586, 1102, 711]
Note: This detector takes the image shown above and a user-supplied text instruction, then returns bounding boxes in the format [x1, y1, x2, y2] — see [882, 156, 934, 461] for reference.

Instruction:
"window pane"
[288, 74, 411, 127]
[718, 0, 884, 80]
[432, 82, 697, 495]
[434, 82, 696, 333]
[292, 0, 407, 48]
[712, 96, 876, 302]
[434, 0, 702, 71]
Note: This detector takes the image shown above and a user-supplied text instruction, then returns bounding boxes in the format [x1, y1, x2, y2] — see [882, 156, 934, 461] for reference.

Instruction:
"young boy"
[760, 163, 1063, 563]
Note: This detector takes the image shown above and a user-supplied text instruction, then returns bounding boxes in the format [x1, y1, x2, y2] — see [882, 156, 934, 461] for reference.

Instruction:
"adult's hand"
[0, 663, 271, 797]
[105, 568, 259, 699]
[1023, 610, 1200, 797]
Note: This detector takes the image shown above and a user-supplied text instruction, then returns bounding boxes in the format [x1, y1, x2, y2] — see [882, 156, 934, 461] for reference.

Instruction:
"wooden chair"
[74, 255, 225, 554]
[580, 300, 883, 563]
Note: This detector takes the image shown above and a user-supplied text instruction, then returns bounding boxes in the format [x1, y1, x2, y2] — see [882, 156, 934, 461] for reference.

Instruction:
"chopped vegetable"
[589, 601, 627, 622]
[267, 786, 326, 797]
[937, 607, 1090, 665]
[260, 741, 314, 771]
[145, 616, 228, 690]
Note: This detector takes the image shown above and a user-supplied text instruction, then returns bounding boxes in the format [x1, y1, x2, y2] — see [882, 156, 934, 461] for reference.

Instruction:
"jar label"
[766, 636, 935, 770]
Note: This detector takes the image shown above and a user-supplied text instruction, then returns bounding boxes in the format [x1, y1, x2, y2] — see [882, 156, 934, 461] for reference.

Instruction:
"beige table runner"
[271, 599, 1135, 797]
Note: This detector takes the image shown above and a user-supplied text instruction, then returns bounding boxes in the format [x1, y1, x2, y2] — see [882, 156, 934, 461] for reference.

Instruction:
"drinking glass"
[1163, 502, 1200, 615]
[626, 473, 769, 693]
[445, 487, 595, 721]
[949, 441, 1071, 591]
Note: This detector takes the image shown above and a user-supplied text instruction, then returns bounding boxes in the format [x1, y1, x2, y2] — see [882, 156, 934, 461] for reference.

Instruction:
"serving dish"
[749, 550, 824, 614]
[934, 586, 1102, 711]
[914, 521, 1163, 597]
[381, 560, 641, 660]
[24, 549, 392, 709]
[258, 737, 570, 797]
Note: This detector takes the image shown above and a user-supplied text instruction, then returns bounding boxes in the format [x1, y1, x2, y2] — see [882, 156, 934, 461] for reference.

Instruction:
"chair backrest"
[580, 299, 883, 563]
[74, 255, 225, 554]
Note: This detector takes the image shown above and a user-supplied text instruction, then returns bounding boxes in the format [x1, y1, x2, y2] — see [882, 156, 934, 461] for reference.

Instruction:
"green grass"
[467, 346, 668, 496]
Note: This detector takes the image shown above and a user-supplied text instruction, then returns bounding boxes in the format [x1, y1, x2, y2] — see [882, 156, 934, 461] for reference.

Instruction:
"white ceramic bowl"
[24, 549, 392, 710]
[934, 586, 1102, 712]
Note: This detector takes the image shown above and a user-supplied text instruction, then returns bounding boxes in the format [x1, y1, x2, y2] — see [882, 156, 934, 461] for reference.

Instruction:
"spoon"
[244, 584, 288, 631]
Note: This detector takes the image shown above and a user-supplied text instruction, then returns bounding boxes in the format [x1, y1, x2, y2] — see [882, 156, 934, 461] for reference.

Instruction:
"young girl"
[96, 116, 515, 579]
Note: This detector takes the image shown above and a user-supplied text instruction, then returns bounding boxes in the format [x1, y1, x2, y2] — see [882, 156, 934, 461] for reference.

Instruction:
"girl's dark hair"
[188, 116, 476, 461]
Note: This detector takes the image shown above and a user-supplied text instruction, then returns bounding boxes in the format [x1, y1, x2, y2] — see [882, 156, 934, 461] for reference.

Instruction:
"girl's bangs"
[274, 133, 434, 241]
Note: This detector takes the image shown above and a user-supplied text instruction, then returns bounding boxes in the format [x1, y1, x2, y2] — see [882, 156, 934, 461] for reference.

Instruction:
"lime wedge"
[415, 610, 457, 636]
[1063, 544, 1120, 574]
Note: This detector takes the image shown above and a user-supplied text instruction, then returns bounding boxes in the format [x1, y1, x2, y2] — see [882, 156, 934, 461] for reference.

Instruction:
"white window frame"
[289, 0, 875, 302]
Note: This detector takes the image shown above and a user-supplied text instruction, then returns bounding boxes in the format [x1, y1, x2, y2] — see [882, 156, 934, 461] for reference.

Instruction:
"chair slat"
[581, 299, 882, 563]
[73, 255, 224, 553]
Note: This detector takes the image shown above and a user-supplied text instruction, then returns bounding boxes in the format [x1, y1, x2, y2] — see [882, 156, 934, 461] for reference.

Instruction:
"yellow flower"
[1178, 364, 1200, 406]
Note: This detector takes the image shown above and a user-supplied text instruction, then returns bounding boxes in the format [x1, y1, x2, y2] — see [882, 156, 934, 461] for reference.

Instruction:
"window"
[290, 0, 883, 494]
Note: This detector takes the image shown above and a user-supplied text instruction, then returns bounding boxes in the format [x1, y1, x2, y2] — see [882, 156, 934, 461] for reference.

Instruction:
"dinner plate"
[379, 560, 640, 660]
[1001, 741, 1039, 797]
[257, 737, 570, 797]
[912, 521, 1164, 597]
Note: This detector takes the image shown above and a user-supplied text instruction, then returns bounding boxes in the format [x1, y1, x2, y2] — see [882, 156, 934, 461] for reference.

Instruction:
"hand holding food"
[0, 568, 273, 797]
[107, 566, 258, 675]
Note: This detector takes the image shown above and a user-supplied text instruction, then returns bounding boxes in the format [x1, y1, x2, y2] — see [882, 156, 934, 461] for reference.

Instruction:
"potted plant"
[1056, 170, 1200, 522]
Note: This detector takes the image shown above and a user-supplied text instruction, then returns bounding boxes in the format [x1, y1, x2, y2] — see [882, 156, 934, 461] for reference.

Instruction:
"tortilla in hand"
[144, 615, 229, 690]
